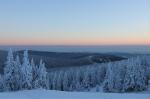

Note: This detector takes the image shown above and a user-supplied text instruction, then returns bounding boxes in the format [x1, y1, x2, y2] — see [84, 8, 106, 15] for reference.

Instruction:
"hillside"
[0, 50, 126, 72]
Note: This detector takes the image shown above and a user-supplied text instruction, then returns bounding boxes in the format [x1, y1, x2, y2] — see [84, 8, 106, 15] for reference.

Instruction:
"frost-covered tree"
[103, 62, 125, 92]
[56, 71, 63, 90]
[31, 59, 39, 89]
[114, 62, 126, 92]
[85, 67, 96, 88]
[0, 74, 4, 92]
[103, 63, 114, 92]
[97, 64, 107, 84]
[37, 59, 48, 89]
[123, 57, 147, 92]
[14, 55, 22, 90]
[2, 49, 50, 91]
[3, 48, 15, 91]
[103, 57, 148, 93]
[140, 56, 150, 83]
[48, 72, 54, 90]
[82, 70, 91, 90]
[74, 70, 82, 91]
[3, 50, 21, 91]
[62, 72, 69, 91]
[52, 72, 58, 90]
[68, 69, 77, 91]
[21, 50, 32, 89]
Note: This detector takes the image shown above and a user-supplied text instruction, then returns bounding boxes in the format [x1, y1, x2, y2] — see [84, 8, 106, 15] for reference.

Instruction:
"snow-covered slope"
[0, 90, 150, 99]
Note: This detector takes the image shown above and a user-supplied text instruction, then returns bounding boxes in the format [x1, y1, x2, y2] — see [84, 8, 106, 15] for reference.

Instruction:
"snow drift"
[0, 89, 150, 99]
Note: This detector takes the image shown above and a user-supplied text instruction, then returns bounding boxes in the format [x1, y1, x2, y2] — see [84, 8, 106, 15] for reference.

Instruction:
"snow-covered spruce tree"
[67, 69, 76, 91]
[31, 58, 39, 89]
[14, 55, 22, 90]
[56, 71, 63, 90]
[123, 57, 147, 92]
[37, 59, 48, 89]
[87, 67, 96, 88]
[102, 62, 125, 92]
[113, 61, 126, 92]
[68, 69, 77, 91]
[52, 72, 58, 90]
[0, 74, 4, 92]
[82, 68, 91, 91]
[3, 48, 16, 91]
[21, 50, 32, 90]
[48, 72, 54, 90]
[62, 71, 69, 91]
[140, 55, 150, 83]
[67, 70, 74, 91]
[74, 70, 82, 91]
[98, 64, 107, 84]
[103, 63, 114, 92]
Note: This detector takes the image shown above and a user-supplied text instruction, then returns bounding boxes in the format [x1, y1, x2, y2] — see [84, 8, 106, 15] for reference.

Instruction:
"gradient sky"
[0, 0, 150, 45]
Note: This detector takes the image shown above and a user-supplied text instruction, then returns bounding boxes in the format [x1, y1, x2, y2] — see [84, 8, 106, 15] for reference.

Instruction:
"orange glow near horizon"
[0, 37, 150, 46]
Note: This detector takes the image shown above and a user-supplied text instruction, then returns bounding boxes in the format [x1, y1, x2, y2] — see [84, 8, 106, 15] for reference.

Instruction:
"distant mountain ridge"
[0, 50, 126, 73]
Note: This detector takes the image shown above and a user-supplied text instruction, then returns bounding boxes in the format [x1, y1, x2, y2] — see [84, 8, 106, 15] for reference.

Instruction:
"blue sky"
[0, 0, 150, 45]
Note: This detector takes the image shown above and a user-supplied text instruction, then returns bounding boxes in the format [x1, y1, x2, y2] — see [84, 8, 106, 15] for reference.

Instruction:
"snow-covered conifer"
[123, 57, 147, 92]
[56, 71, 63, 90]
[4, 48, 15, 91]
[0, 74, 4, 92]
[103, 63, 114, 92]
[52, 72, 58, 90]
[21, 50, 32, 89]
[37, 59, 48, 89]
[82, 69, 91, 90]
[62, 71, 69, 91]
[31, 59, 39, 89]
[14, 55, 21, 90]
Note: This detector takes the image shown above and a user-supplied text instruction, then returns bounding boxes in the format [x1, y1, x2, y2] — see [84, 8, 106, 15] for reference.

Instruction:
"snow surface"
[0, 89, 150, 99]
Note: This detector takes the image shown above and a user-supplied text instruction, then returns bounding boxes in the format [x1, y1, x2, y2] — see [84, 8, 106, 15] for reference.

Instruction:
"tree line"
[48, 55, 150, 92]
[0, 49, 48, 91]
[0, 49, 150, 93]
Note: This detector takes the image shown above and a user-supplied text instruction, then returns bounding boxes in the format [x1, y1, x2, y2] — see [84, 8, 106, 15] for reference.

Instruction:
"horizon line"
[0, 44, 150, 47]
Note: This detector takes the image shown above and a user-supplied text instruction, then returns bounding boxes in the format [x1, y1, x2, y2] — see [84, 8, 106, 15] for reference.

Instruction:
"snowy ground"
[0, 89, 150, 99]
